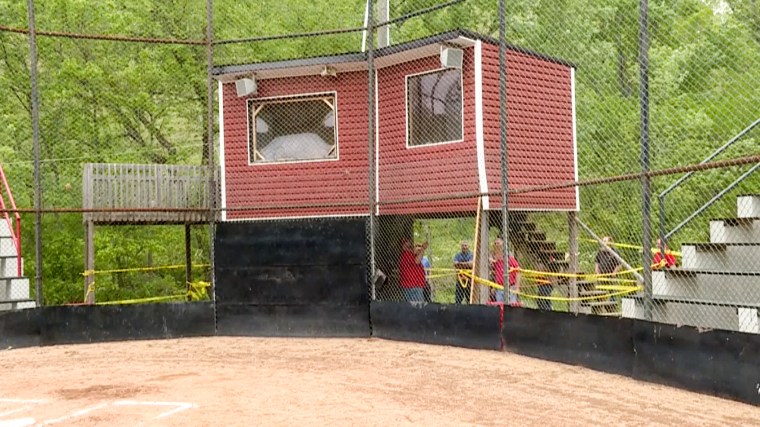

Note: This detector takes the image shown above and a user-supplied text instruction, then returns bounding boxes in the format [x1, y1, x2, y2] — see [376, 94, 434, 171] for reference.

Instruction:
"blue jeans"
[455, 281, 471, 304]
[405, 288, 425, 302]
[537, 284, 553, 311]
[495, 290, 519, 305]
[508, 291, 519, 306]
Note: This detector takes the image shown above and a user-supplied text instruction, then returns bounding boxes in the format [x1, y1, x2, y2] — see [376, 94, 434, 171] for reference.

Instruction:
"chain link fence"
[1, 0, 759, 334]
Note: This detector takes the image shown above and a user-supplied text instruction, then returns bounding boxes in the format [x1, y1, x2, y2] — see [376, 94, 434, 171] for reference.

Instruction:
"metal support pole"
[658, 195, 666, 255]
[498, 0, 510, 310]
[638, 0, 653, 321]
[367, 0, 377, 301]
[185, 224, 192, 300]
[26, 0, 43, 306]
[84, 220, 94, 304]
[206, 0, 216, 310]
[568, 212, 579, 314]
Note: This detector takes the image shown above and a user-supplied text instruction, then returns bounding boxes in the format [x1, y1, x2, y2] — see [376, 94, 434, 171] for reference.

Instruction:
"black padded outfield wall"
[0, 308, 42, 349]
[0, 302, 215, 349]
[214, 219, 370, 336]
[502, 308, 760, 405]
[370, 302, 503, 350]
[632, 320, 760, 405]
[503, 308, 635, 376]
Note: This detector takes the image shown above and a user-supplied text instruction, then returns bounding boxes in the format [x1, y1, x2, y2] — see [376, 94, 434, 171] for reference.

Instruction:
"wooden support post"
[470, 198, 491, 304]
[568, 211, 579, 314]
[185, 223, 192, 300]
[83, 220, 95, 304]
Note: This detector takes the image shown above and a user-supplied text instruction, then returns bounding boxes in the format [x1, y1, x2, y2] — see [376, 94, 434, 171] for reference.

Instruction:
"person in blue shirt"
[453, 240, 474, 304]
[419, 245, 432, 302]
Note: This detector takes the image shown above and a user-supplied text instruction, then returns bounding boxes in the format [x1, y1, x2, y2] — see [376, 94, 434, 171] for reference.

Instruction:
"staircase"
[0, 165, 34, 311]
[623, 194, 760, 333]
[507, 213, 620, 315]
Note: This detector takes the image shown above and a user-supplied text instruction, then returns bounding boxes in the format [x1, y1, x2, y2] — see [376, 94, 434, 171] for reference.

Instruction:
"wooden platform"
[83, 163, 219, 225]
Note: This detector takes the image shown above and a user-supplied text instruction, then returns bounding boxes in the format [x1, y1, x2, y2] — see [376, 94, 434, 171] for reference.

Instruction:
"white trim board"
[218, 81, 227, 222]
[571, 67, 580, 212]
[474, 40, 489, 210]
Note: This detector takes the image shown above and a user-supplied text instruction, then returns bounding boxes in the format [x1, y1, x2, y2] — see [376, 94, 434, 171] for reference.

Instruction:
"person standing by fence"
[453, 240, 473, 304]
[490, 238, 521, 306]
[400, 238, 427, 302]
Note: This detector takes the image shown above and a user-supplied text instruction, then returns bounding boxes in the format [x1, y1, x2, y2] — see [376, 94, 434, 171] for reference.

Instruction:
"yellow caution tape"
[87, 280, 211, 305]
[95, 294, 186, 305]
[518, 266, 643, 279]
[426, 273, 457, 279]
[594, 284, 641, 291]
[515, 286, 641, 302]
[458, 270, 641, 302]
[187, 281, 210, 301]
[83, 263, 210, 277]
[583, 239, 681, 257]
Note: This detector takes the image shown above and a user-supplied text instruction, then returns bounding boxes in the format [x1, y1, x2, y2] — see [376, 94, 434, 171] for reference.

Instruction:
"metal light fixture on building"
[320, 65, 338, 77]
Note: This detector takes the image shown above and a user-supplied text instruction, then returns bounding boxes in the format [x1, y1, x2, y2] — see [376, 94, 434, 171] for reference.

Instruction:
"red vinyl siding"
[221, 72, 369, 219]
[220, 38, 577, 220]
[481, 42, 577, 210]
[377, 49, 479, 215]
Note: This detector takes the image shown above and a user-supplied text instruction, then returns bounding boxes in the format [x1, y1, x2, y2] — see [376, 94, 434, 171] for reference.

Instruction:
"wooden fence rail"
[83, 163, 219, 224]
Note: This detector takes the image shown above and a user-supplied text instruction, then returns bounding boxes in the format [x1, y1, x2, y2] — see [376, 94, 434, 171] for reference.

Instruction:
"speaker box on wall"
[440, 47, 463, 69]
[235, 78, 257, 97]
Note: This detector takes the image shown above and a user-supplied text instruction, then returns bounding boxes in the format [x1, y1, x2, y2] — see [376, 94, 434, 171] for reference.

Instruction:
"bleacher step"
[0, 236, 18, 257]
[0, 276, 31, 304]
[623, 296, 758, 334]
[681, 243, 760, 272]
[0, 254, 23, 277]
[0, 221, 11, 238]
[653, 270, 760, 305]
[737, 195, 760, 219]
[710, 217, 760, 244]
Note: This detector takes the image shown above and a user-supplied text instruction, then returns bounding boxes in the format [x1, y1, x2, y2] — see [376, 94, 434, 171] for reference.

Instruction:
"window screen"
[406, 69, 463, 146]
[249, 94, 337, 163]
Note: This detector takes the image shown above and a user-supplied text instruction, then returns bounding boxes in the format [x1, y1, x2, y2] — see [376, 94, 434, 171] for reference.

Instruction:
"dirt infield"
[0, 337, 758, 426]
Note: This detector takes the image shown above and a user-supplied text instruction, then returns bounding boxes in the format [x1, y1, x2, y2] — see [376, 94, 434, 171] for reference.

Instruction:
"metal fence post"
[638, 0, 653, 321]
[206, 0, 217, 311]
[367, 0, 377, 301]
[26, 0, 43, 307]
[498, 0, 510, 315]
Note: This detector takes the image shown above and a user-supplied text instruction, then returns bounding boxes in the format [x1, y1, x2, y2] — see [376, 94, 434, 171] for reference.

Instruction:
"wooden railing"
[83, 163, 219, 223]
[0, 164, 22, 276]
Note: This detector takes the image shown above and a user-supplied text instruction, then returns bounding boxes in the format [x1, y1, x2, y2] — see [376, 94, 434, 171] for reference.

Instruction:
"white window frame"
[405, 67, 465, 149]
[247, 91, 339, 165]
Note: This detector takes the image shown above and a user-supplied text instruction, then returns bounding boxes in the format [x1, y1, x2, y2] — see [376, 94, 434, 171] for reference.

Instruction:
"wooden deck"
[83, 163, 219, 224]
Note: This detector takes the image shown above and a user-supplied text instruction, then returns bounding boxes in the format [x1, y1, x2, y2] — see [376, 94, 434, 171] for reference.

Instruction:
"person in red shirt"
[490, 238, 521, 306]
[399, 238, 427, 302]
[653, 238, 677, 270]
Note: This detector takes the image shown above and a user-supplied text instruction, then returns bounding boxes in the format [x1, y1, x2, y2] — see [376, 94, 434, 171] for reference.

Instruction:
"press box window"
[406, 69, 463, 147]
[249, 94, 337, 163]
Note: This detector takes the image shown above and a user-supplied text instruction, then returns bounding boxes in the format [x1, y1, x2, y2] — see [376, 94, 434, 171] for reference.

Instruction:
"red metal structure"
[0, 164, 22, 276]
[214, 30, 578, 220]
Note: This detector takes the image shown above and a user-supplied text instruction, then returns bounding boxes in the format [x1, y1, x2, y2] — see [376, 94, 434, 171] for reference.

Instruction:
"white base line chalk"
[112, 401, 194, 419]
